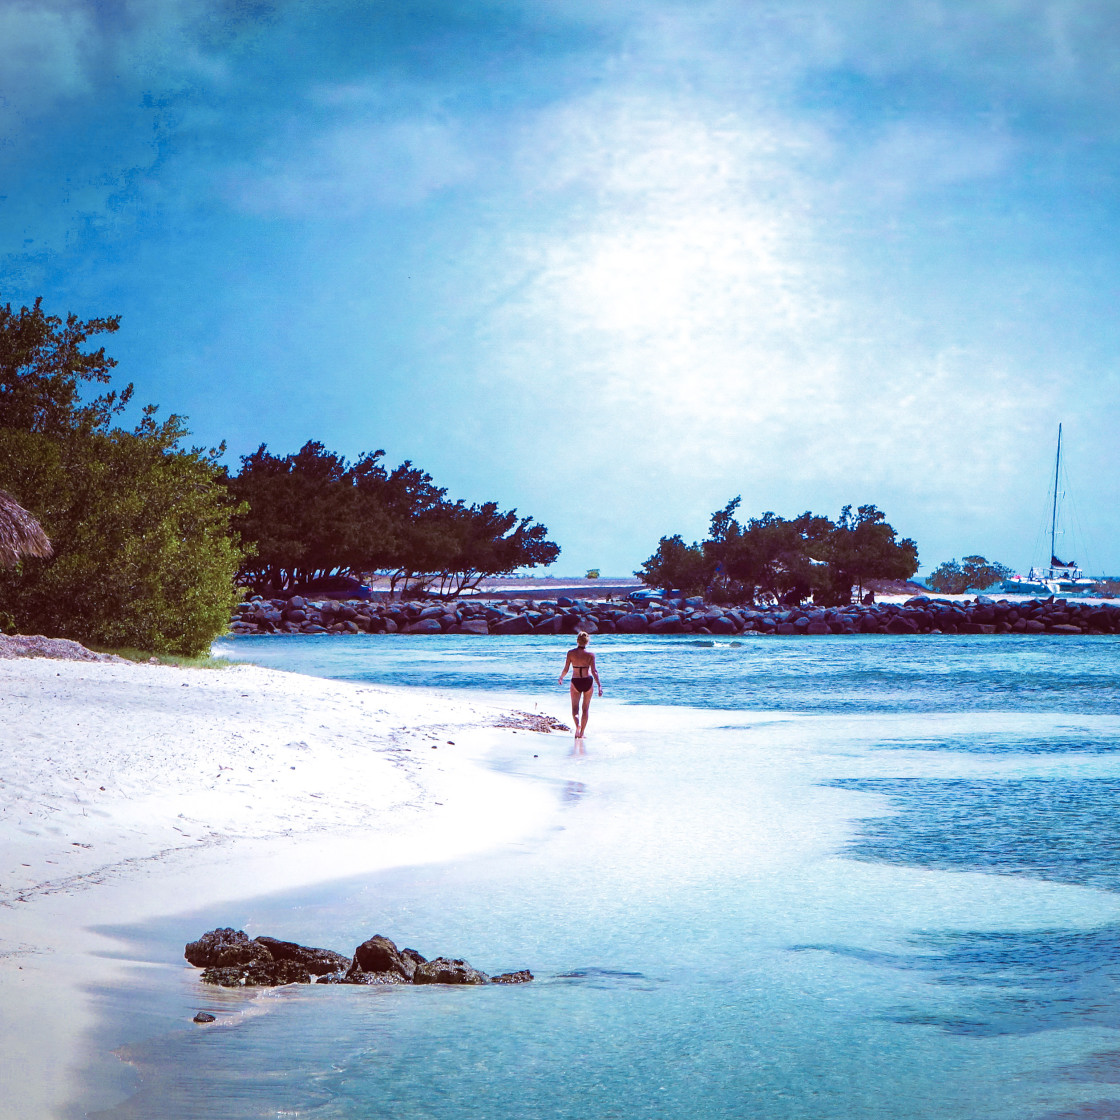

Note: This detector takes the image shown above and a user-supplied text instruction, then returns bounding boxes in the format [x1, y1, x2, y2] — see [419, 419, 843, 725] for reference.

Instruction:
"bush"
[0, 300, 244, 655]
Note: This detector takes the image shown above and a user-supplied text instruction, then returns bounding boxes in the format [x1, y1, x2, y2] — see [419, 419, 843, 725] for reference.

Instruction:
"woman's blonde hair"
[576, 631, 590, 647]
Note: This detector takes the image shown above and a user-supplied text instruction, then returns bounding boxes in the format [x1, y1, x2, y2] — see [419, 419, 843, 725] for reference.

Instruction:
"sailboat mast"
[1050, 423, 1062, 564]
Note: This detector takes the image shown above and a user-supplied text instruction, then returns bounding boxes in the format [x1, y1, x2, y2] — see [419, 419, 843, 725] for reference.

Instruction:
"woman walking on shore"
[559, 631, 602, 739]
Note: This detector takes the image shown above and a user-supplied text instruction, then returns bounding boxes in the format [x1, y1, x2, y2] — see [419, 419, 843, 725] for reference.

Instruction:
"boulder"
[351, 934, 417, 980]
[343, 969, 409, 986]
[185, 927, 271, 969]
[491, 970, 534, 984]
[252, 936, 351, 977]
[615, 613, 648, 633]
[458, 618, 489, 635]
[885, 616, 918, 634]
[201, 959, 311, 987]
[403, 618, 442, 635]
[412, 957, 490, 985]
[649, 614, 682, 633]
[492, 615, 533, 636]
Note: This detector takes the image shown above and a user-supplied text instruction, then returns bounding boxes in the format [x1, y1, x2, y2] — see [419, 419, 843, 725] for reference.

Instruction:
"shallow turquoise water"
[80, 635, 1120, 1119]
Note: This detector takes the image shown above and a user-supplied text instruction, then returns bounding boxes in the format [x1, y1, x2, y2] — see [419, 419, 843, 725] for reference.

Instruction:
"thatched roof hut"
[0, 490, 52, 568]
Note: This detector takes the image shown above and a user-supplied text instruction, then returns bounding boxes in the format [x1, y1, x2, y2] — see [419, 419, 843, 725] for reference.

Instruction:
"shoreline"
[0, 657, 560, 1120]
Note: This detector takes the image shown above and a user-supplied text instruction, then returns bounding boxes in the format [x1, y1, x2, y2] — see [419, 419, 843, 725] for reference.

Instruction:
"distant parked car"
[285, 575, 375, 601]
[628, 587, 683, 603]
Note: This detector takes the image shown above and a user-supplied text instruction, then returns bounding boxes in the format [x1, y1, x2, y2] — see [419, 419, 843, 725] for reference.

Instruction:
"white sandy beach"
[0, 655, 559, 1120]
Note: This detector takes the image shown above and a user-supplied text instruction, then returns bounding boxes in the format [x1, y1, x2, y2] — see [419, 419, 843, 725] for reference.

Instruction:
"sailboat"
[1001, 424, 1099, 596]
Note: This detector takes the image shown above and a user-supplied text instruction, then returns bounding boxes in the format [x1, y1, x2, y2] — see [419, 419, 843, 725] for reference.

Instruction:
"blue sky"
[3, 0, 1119, 576]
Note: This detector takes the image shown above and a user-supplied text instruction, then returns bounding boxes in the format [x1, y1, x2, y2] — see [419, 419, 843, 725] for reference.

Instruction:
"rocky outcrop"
[202, 959, 312, 987]
[0, 635, 128, 661]
[228, 593, 1120, 639]
[185, 927, 267, 968]
[185, 927, 340, 987]
[413, 957, 490, 985]
[185, 929, 531, 989]
[253, 935, 352, 977]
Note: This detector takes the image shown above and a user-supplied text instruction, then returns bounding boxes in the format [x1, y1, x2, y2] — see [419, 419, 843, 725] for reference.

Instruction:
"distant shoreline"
[228, 592, 1120, 638]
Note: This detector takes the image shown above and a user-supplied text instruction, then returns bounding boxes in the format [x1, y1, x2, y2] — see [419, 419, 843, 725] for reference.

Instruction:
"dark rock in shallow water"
[253, 935, 351, 977]
[188, 928, 530, 990]
[313, 970, 350, 984]
[201, 959, 312, 987]
[193, 1011, 216, 1023]
[185, 927, 272, 969]
[343, 968, 409, 985]
[351, 934, 420, 980]
[413, 957, 490, 985]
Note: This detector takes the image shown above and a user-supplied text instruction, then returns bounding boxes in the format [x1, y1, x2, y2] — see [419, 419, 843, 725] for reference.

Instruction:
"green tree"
[718, 510, 834, 604]
[228, 442, 560, 597]
[823, 504, 919, 604]
[635, 534, 710, 595]
[227, 441, 369, 592]
[696, 497, 833, 604]
[429, 501, 561, 596]
[640, 497, 918, 606]
[0, 299, 244, 653]
[928, 555, 1010, 594]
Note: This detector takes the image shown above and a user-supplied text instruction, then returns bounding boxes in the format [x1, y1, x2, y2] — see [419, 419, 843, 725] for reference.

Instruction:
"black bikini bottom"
[572, 676, 593, 693]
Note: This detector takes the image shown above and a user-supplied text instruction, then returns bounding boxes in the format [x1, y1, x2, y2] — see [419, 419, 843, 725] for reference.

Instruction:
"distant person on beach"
[559, 631, 602, 739]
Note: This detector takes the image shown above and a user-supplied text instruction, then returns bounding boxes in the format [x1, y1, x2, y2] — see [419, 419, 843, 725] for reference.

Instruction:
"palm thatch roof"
[0, 490, 52, 567]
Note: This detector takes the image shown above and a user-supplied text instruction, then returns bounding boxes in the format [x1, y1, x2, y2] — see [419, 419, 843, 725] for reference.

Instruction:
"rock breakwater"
[185, 928, 531, 988]
[228, 594, 1120, 637]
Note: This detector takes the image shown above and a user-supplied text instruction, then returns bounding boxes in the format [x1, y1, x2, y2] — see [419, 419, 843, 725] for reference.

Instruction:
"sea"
[74, 633, 1120, 1120]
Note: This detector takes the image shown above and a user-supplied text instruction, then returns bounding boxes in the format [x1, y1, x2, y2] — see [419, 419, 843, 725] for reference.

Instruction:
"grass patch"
[89, 646, 237, 669]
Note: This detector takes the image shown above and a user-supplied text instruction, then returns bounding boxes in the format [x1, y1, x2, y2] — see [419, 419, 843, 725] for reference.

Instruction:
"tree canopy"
[0, 300, 244, 654]
[927, 555, 1011, 595]
[637, 497, 918, 605]
[226, 441, 560, 596]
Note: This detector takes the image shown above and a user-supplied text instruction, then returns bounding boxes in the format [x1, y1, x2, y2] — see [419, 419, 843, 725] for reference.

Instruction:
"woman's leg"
[569, 683, 581, 735]
[580, 690, 592, 736]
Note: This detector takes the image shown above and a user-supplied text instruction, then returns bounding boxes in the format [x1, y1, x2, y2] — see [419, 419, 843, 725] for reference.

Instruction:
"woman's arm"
[590, 653, 603, 695]
[558, 652, 572, 683]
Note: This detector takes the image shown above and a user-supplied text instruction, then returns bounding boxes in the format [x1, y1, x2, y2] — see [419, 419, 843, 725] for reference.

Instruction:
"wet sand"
[0, 657, 555, 1119]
